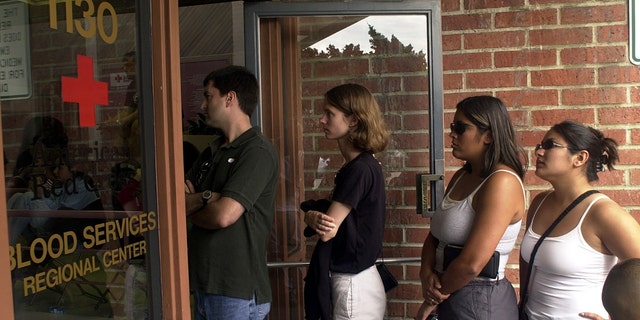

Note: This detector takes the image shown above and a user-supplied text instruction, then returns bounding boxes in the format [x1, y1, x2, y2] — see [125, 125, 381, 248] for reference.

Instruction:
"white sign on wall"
[631, 0, 640, 65]
[0, 1, 31, 100]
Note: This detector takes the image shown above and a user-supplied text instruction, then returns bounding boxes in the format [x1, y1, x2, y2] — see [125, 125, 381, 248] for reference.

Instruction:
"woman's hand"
[415, 301, 437, 320]
[578, 312, 607, 320]
[421, 269, 449, 304]
[304, 210, 336, 236]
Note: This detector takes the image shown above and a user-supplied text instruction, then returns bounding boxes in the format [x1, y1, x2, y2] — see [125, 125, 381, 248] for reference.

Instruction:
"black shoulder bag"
[518, 189, 599, 320]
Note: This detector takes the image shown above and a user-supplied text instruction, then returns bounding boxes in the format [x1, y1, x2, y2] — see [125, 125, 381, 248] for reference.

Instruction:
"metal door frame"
[244, 0, 445, 215]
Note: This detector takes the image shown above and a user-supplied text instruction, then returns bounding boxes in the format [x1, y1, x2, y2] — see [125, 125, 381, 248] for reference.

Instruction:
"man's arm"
[187, 191, 245, 229]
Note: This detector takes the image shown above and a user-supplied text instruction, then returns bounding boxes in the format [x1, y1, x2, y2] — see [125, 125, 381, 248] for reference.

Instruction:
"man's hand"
[185, 180, 196, 194]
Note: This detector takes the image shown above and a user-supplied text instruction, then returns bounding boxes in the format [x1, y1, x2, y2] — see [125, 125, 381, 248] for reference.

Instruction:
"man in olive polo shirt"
[185, 65, 279, 320]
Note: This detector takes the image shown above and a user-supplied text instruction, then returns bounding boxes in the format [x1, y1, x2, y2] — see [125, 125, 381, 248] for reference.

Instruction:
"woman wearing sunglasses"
[416, 96, 527, 319]
[519, 120, 640, 319]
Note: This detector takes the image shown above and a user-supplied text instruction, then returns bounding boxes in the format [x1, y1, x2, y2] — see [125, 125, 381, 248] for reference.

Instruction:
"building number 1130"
[48, 0, 118, 44]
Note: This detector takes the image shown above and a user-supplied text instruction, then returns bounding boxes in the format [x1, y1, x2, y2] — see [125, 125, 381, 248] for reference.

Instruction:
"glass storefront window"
[1, 1, 154, 318]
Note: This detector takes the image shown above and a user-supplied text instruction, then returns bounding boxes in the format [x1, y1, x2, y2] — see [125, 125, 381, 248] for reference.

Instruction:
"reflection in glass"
[2, 1, 152, 318]
[260, 14, 432, 318]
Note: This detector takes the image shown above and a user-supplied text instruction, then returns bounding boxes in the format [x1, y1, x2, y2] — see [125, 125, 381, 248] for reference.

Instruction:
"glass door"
[244, 1, 444, 318]
[0, 0, 159, 318]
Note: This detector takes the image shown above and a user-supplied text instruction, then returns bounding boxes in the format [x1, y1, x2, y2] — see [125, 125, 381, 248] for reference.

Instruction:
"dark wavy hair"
[203, 65, 259, 117]
[550, 120, 618, 182]
[457, 96, 527, 179]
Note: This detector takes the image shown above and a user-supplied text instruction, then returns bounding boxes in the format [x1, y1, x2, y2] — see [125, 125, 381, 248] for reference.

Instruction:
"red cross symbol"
[62, 54, 109, 127]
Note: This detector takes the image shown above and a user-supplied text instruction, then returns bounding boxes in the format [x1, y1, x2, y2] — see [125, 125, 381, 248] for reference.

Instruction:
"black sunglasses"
[535, 139, 569, 151]
[450, 122, 473, 135]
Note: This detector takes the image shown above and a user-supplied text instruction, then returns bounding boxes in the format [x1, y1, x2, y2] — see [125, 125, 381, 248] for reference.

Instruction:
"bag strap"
[519, 189, 599, 316]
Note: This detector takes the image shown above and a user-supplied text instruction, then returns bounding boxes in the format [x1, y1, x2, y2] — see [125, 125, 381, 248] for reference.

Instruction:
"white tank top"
[520, 193, 616, 319]
[430, 169, 524, 279]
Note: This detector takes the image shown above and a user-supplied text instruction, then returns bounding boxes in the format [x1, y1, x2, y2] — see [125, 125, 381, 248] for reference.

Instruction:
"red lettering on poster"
[61, 54, 108, 127]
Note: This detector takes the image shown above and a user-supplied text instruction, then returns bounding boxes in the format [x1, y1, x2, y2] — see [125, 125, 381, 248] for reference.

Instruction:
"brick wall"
[396, 0, 639, 318]
[302, 1, 640, 319]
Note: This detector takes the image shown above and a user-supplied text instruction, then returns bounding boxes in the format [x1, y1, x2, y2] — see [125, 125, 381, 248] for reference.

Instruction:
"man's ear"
[226, 91, 236, 104]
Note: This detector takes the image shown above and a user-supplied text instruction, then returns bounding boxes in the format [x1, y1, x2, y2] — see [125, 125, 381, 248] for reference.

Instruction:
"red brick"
[313, 59, 370, 77]
[531, 108, 595, 126]
[403, 113, 430, 131]
[464, 30, 526, 49]
[442, 13, 492, 31]
[356, 77, 403, 93]
[531, 68, 595, 87]
[530, 27, 593, 46]
[466, 71, 528, 89]
[592, 169, 624, 186]
[561, 5, 626, 24]
[380, 94, 430, 112]
[560, 46, 627, 65]
[495, 49, 556, 68]
[506, 109, 529, 127]
[521, 134, 548, 157]
[633, 87, 640, 104]
[616, 149, 640, 167]
[601, 189, 640, 207]
[598, 24, 628, 43]
[531, 0, 585, 4]
[598, 107, 640, 125]
[441, 0, 460, 12]
[443, 52, 492, 70]
[407, 227, 429, 243]
[443, 72, 464, 91]
[372, 55, 428, 74]
[562, 87, 626, 105]
[598, 66, 640, 84]
[442, 34, 462, 51]
[384, 227, 404, 243]
[406, 151, 432, 168]
[387, 209, 427, 225]
[465, 0, 525, 10]
[495, 9, 557, 28]
[630, 210, 640, 224]
[443, 92, 493, 110]
[632, 129, 640, 145]
[630, 168, 640, 185]
[598, 129, 626, 147]
[301, 79, 342, 96]
[384, 114, 402, 131]
[497, 89, 559, 107]
[403, 75, 430, 92]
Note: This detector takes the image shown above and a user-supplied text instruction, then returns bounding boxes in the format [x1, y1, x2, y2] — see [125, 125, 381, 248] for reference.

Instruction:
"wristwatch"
[201, 190, 213, 207]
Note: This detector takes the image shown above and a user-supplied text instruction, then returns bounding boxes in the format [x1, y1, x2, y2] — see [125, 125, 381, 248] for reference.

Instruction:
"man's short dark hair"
[203, 65, 259, 116]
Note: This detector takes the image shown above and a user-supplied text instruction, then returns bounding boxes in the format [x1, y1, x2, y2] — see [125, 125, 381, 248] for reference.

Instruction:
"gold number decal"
[74, 0, 97, 38]
[49, 0, 118, 44]
[97, 2, 117, 44]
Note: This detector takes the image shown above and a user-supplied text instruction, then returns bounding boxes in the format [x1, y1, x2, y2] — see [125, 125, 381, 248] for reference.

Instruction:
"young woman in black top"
[304, 83, 390, 319]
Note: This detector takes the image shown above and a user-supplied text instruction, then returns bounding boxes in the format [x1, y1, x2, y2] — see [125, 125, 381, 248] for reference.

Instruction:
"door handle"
[416, 173, 444, 217]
